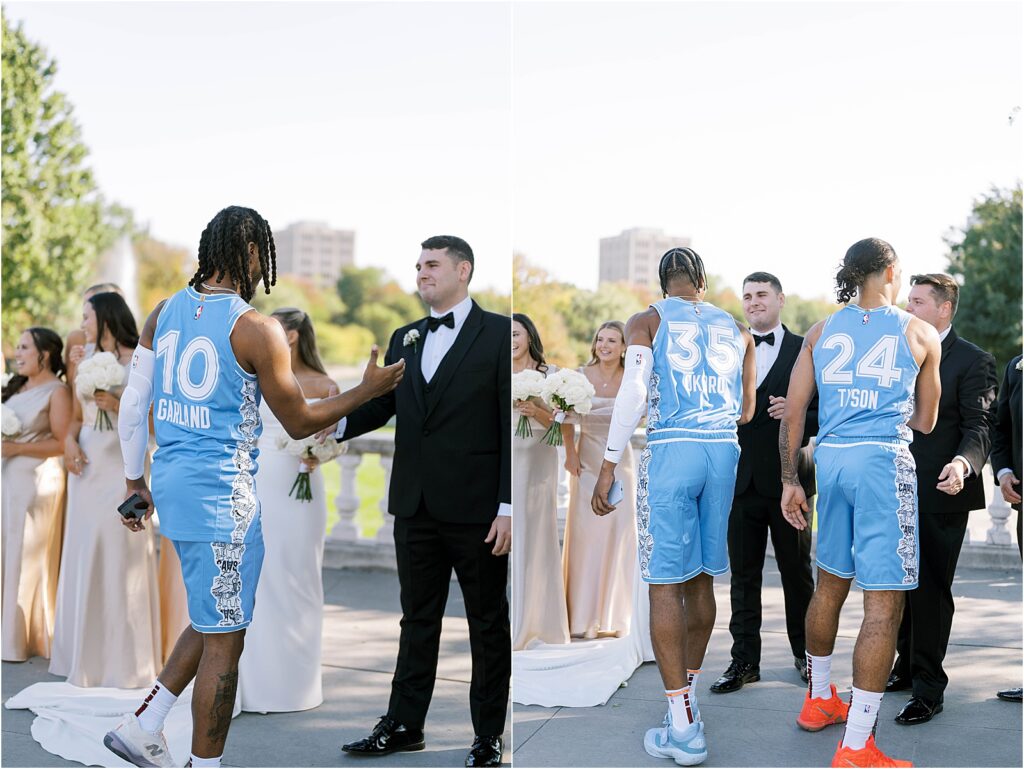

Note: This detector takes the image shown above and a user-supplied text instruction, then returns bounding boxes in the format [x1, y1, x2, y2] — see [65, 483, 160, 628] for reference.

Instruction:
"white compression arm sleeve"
[604, 345, 653, 464]
[118, 346, 155, 481]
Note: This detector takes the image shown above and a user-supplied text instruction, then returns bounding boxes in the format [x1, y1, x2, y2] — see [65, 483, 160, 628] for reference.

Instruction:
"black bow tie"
[753, 332, 776, 347]
[426, 312, 455, 333]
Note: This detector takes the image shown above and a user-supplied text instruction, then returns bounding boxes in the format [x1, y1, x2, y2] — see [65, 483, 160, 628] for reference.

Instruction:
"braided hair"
[658, 247, 706, 297]
[834, 238, 897, 304]
[189, 206, 277, 301]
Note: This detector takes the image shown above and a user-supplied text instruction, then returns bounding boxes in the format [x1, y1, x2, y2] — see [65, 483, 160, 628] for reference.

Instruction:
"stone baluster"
[375, 452, 396, 543]
[986, 489, 1014, 546]
[329, 452, 362, 541]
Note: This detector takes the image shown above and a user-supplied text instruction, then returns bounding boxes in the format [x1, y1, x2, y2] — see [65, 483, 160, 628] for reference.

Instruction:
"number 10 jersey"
[150, 286, 263, 544]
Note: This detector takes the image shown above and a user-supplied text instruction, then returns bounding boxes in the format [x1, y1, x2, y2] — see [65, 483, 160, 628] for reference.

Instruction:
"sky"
[513, 0, 1023, 300]
[4, 1, 513, 293]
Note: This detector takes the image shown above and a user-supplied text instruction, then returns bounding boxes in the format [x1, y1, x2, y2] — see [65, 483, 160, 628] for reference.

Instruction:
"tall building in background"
[599, 227, 691, 291]
[273, 221, 355, 290]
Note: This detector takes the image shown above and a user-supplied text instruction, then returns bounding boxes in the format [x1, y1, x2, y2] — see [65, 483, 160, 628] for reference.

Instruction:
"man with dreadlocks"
[592, 247, 756, 766]
[105, 206, 405, 768]
[779, 238, 940, 767]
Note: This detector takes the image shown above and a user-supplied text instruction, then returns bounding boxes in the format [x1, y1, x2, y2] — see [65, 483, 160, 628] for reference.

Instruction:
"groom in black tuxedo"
[337, 236, 511, 767]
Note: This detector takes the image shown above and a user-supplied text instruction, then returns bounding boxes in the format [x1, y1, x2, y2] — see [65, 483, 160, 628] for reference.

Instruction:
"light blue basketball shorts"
[814, 438, 919, 590]
[636, 433, 740, 584]
[172, 537, 265, 633]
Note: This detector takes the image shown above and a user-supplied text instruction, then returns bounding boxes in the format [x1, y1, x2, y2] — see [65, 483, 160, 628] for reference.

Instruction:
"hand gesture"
[361, 346, 405, 398]
[68, 345, 87, 367]
[121, 484, 154, 533]
[515, 398, 549, 421]
[65, 437, 88, 476]
[781, 484, 809, 530]
[591, 468, 616, 516]
[999, 471, 1022, 505]
[936, 460, 966, 496]
[564, 450, 581, 478]
[94, 389, 121, 413]
[767, 395, 786, 420]
[1, 440, 22, 459]
[485, 515, 511, 556]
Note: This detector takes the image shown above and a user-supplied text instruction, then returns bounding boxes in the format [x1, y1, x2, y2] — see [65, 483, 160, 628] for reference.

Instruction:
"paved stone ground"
[2, 569, 510, 768]
[513, 563, 1023, 768]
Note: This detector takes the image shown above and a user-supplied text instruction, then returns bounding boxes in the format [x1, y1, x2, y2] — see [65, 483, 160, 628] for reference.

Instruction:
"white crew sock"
[686, 669, 702, 721]
[842, 687, 883, 751]
[135, 680, 177, 734]
[806, 652, 833, 700]
[190, 754, 222, 768]
[666, 686, 698, 736]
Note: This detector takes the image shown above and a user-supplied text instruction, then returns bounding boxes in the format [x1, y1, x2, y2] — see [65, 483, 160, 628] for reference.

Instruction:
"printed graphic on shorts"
[210, 542, 246, 627]
[647, 371, 661, 433]
[894, 446, 918, 584]
[636, 446, 654, 579]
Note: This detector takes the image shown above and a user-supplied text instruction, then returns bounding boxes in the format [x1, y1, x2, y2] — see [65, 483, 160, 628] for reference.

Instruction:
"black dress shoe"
[997, 687, 1023, 702]
[341, 716, 425, 755]
[465, 735, 503, 767]
[886, 670, 912, 692]
[794, 657, 809, 683]
[894, 696, 943, 725]
[709, 660, 760, 694]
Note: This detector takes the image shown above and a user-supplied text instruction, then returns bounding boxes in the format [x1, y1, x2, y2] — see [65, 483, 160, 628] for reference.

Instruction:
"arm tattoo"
[205, 669, 239, 745]
[779, 422, 800, 486]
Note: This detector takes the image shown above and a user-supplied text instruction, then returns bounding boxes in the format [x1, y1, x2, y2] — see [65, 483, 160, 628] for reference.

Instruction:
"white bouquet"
[1, 372, 12, 389]
[75, 351, 125, 431]
[1, 404, 21, 438]
[512, 369, 546, 438]
[538, 368, 595, 446]
[275, 434, 347, 502]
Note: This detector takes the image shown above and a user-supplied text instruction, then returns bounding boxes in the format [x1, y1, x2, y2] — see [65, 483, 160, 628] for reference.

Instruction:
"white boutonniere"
[1017, 358, 1022, 371]
[403, 329, 421, 352]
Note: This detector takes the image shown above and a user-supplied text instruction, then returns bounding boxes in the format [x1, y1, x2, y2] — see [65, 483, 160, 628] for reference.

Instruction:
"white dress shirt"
[752, 322, 784, 388]
[335, 294, 510, 518]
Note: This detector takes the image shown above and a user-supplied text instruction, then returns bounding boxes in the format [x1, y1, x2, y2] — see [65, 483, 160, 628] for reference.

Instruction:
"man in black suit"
[336, 236, 511, 767]
[991, 352, 1022, 703]
[887, 273, 997, 724]
[711, 272, 818, 694]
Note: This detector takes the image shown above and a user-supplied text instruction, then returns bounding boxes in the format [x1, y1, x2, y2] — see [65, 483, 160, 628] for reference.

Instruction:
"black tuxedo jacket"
[735, 326, 818, 499]
[910, 328, 997, 515]
[341, 301, 511, 524]
[991, 354, 1023, 482]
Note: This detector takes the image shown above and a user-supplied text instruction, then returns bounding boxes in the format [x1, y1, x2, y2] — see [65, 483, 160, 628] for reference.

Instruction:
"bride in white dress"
[237, 308, 337, 713]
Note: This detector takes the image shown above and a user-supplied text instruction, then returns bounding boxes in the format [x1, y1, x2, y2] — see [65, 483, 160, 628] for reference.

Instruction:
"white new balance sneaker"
[103, 714, 175, 768]
[644, 719, 708, 766]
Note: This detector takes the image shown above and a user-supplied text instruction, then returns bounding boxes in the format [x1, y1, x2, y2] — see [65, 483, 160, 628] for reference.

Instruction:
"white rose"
[1, 405, 21, 437]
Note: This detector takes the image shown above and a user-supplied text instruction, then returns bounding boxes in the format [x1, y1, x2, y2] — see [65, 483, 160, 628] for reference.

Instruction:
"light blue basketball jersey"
[647, 298, 745, 436]
[150, 286, 263, 543]
[813, 304, 919, 444]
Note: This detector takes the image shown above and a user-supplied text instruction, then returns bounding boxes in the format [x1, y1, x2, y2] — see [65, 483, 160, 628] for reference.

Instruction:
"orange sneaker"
[797, 684, 849, 731]
[831, 735, 913, 767]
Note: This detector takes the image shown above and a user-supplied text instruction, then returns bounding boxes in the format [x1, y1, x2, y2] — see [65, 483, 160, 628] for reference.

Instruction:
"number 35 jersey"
[150, 286, 263, 544]
[813, 304, 919, 445]
[648, 298, 746, 435]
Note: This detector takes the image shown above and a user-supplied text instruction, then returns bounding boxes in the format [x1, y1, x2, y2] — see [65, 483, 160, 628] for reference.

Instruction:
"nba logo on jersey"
[194, 305, 204, 320]
[862, 313, 870, 325]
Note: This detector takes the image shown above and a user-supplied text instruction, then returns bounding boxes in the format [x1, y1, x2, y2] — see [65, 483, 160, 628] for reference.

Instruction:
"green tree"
[946, 185, 1023, 373]
[472, 288, 512, 316]
[1, 18, 119, 348]
[354, 304, 407, 348]
[134, 233, 191, 316]
[782, 294, 838, 335]
[250, 274, 346, 325]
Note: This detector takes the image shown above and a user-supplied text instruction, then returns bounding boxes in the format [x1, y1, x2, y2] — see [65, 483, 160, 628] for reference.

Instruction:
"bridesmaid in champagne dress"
[511, 314, 570, 651]
[238, 308, 336, 712]
[562, 321, 638, 638]
[1, 328, 72, 661]
[50, 292, 162, 688]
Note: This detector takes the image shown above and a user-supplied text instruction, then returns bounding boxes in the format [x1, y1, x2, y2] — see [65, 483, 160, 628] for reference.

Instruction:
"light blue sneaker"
[644, 719, 707, 766]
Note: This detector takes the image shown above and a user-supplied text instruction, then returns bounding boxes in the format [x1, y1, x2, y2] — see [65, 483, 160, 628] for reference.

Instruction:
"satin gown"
[1, 380, 67, 661]
[49, 354, 162, 688]
[512, 367, 570, 651]
[237, 398, 327, 712]
[563, 394, 638, 638]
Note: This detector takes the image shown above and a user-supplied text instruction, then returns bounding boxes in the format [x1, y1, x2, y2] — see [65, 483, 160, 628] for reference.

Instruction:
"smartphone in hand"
[117, 492, 149, 520]
[607, 480, 624, 506]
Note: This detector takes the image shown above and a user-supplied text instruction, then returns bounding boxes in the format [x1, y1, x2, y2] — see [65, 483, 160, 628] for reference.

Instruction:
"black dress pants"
[727, 487, 814, 665]
[388, 502, 510, 736]
[894, 510, 970, 701]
